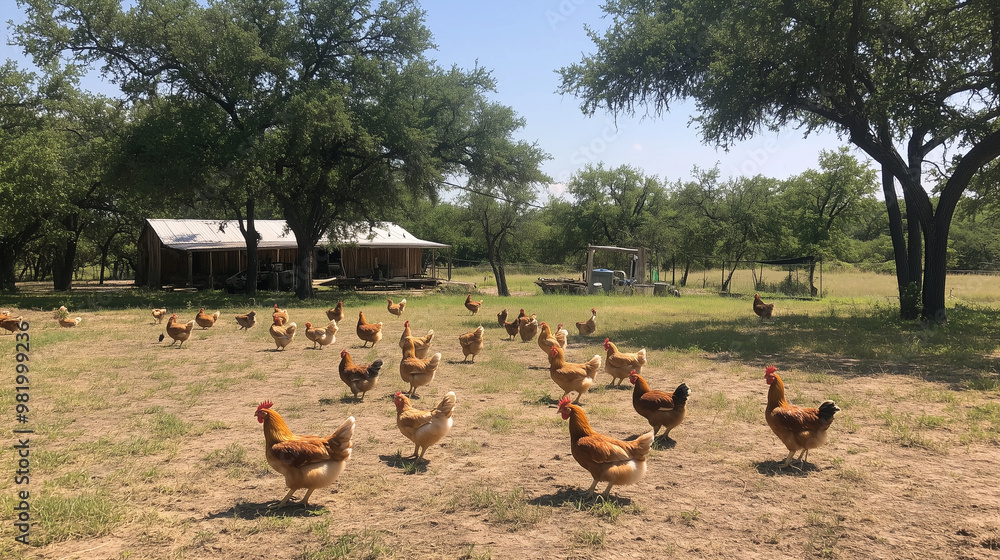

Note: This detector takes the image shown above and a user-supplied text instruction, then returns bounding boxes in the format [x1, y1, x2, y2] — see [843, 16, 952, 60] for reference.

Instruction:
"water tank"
[590, 269, 614, 293]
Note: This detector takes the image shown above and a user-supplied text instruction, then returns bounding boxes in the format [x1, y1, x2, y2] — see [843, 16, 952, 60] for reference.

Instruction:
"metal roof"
[146, 219, 449, 251]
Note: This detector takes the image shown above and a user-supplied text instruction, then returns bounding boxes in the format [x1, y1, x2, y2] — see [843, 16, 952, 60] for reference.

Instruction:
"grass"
[469, 486, 545, 529]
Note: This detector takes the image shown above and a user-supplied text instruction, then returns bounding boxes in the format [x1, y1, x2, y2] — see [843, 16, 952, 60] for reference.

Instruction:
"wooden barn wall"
[341, 248, 423, 278]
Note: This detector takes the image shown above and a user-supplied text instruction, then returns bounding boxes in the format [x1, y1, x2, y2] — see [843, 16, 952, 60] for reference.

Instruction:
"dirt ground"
[7, 299, 1000, 560]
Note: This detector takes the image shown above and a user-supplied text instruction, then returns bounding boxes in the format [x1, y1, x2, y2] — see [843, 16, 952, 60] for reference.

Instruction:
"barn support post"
[186, 251, 193, 288]
[208, 252, 213, 290]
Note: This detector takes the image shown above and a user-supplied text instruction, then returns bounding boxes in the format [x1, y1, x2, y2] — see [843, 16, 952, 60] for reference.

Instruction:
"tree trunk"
[493, 260, 509, 297]
[0, 243, 17, 291]
[880, 168, 918, 319]
[681, 259, 690, 287]
[239, 199, 259, 296]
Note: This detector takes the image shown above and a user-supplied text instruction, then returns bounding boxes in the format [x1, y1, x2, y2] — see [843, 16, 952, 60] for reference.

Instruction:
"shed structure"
[137, 219, 450, 290]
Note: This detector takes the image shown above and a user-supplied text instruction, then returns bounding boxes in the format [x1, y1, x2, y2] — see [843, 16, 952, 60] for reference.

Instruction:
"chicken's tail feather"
[367, 359, 384, 377]
[818, 400, 840, 422]
[672, 383, 690, 407]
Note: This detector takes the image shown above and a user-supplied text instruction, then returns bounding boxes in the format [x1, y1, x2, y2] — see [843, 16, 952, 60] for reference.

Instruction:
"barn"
[136, 219, 451, 290]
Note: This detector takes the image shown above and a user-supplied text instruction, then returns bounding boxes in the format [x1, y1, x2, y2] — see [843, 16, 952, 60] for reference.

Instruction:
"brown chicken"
[765, 365, 840, 467]
[630, 371, 688, 440]
[537, 322, 560, 356]
[604, 338, 647, 386]
[398, 320, 434, 359]
[458, 326, 485, 363]
[326, 300, 344, 322]
[269, 317, 297, 350]
[235, 310, 256, 330]
[554, 324, 569, 349]
[464, 294, 483, 315]
[58, 316, 82, 327]
[558, 397, 654, 498]
[394, 391, 456, 461]
[356, 311, 383, 348]
[304, 320, 338, 349]
[575, 308, 597, 336]
[164, 314, 195, 348]
[338, 349, 383, 400]
[195, 308, 221, 329]
[502, 317, 520, 341]
[273, 304, 290, 326]
[151, 308, 168, 324]
[496, 308, 508, 328]
[0, 314, 22, 334]
[548, 345, 601, 404]
[255, 401, 354, 508]
[753, 293, 774, 319]
[518, 312, 539, 342]
[399, 338, 441, 397]
[387, 298, 406, 317]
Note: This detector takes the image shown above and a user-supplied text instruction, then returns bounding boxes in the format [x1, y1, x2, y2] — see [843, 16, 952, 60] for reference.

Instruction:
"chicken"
[58, 316, 82, 327]
[398, 320, 434, 359]
[604, 338, 647, 386]
[269, 317, 297, 350]
[537, 322, 560, 355]
[630, 371, 688, 440]
[554, 324, 569, 349]
[558, 396, 653, 498]
[548, 345, 601, 404]
[765, 365, 840, 467]
[52, 305, 69, 319]
[576, 308, 597, 336]
[255, 401, 354, 508]
[326, 300, 345, 322]
[195, 308, 221, 329]
[338, 349, 383, 400]
[151, 308, 168, 324]
[399, 338, 441, 397]
[394, 391, 456, 461]
[496, 308, 508, 328]
[502, 317, 520, 341]
[356, 311, 383, 348]
[458, 326, 485, 363]
[465, 294, 483, 315]
[1, 315, 24, 334]
[387, 298, 406, 317]
[273, 304, 290, 326]
[753, 293, 774, 319]
[518, 312, 539, 342]
[164, 314, 195, 348]
[305, 320, 338, 349]
[235, 310, 256, 330]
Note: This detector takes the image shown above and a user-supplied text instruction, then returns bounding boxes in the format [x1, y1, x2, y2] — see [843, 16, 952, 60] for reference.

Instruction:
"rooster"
[398, 320, 434, 359]
[604, 338, 647, 386]
[305, 320, 338, 349]
[394, 391, 456, 461]
[255, 401, 354, 508]
[465, 294, 483, 315]
[399, 338, 441, 397]
[629, 371, 688, 440]
[338, 349, 382, 400]
[356, 311, 383, 348]
[558, 396, 653, 499]
[387, 298, 406, 317]
[548, 345, 601, 404]
[269, 317, 297, 350]
[235, 310, 256, 330]
[765, 365, 839, 467]
[195, 308, 221, 329]
[458, 326, 485, 363]
[326, 300, 344, 322]
[575, 308, 597, 336]
[164, 314, 195, 348]
[753, 293, 774, 319]
[151, 308, 168, 324]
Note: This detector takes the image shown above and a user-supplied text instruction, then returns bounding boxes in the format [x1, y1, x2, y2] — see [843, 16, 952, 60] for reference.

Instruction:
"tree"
[780, 148, 878, 293]
[566, 164, 663, 248]
[21, 0, 546, 299]
[559, 0, 1000, 321]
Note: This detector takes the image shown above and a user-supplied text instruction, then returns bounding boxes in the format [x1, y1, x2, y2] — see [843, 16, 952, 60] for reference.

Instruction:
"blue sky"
[2, 0, 850, 196]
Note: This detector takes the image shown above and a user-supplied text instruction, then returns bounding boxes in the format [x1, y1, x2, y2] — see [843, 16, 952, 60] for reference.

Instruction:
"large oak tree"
[559, 0, 1000, 321]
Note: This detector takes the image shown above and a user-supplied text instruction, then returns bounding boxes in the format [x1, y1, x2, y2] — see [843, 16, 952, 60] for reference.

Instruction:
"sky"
[1, 0, 851, 197]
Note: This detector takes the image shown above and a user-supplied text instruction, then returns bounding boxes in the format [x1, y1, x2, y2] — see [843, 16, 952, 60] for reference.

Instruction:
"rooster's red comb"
[256, 401, 273, 412]
[765, 365, 777, 375]
[557, 396, 572, 408]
